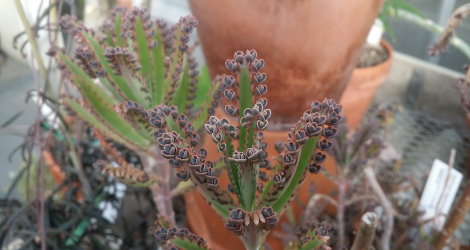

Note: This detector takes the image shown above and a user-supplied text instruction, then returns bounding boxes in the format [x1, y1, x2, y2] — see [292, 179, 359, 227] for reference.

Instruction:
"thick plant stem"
[364, 167, 393, 250]
[351, 212, 379, 250]
[336, 180, 347, 248]
[434, 180, 470, 249]
[140, 149, 176, 227]
[396, 9, 470, 59]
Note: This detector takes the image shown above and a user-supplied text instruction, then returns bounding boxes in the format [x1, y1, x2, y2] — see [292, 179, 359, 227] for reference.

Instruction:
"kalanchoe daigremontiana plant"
[146, 50, 342, 249]
[55, 7, 222, 226]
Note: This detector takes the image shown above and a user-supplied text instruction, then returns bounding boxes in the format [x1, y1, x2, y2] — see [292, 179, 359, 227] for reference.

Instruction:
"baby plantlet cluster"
[54, 7, 221, 226]
[147, 50, 341, 249]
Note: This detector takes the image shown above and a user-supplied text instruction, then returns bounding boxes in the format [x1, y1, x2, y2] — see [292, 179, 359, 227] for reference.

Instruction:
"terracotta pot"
[339, 39, 393, 130]
[188, 0, 383, 124]
[184, 109, 338, 249]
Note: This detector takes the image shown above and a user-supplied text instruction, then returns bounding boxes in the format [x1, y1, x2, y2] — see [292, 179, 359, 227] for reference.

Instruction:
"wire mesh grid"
[367, 103, 470, 245]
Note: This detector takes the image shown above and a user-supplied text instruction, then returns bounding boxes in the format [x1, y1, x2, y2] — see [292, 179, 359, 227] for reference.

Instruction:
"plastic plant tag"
[366, 19, 384, 46]
[418, 158, 463, 232]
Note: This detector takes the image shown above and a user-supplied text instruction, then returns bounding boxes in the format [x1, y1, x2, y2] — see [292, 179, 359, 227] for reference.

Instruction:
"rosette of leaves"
[146, 50, 342, 249]
[55, 7, 221, 226]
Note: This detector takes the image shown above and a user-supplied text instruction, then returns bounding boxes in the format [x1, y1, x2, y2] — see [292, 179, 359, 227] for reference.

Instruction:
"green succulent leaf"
[134, 16, 154, 97]
[114, 12, 124, 48]
[171, 58, 190, 114]
[151, 24, 165, 106]
[237, 67, 254, 152]
[59, 51, 149, 150]
[271, 137, 320, 214]
[81, 33, 138, 102]
[64, 97, 141, 149]
[193, 65, 211, 109]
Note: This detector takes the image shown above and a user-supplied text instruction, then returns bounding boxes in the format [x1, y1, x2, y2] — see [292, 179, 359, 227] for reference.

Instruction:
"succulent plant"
[54, 7, 221, 226]
[147, 50, 341, 249]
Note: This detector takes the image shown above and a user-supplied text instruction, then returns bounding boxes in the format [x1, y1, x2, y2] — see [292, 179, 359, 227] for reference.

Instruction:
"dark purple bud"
[225, 105, 238, 117]
[176, 170, 190, 181]
[182, 24, 194, 34]
[258, 98, 268, 107]
[133, 64, 142, 71]
[245, 49, 257, 62]
[259, 171, 269, 182]
[285, 141, 297, 153]
[224, 89, 237, 101]
[223, 75, 237, 88]
[256, 120, 269, 130]
[254, 85, 267, 96]
[253, 72, 267, 84]
[217, 143, 226, 152]
[208, 116, 218, 125]
[229, 151, 247, 165]
[180, 34, 190, 43]
[88, 59, 99, 68]
[149, 40, 158, 49]
[149, 115, 166, 128]
[227, 184, 234, 193]
[190, 133, 199, 146]
[175, 228, 189, 238]
[327, 112, 342, 125]
[312, 114, 326, 126]
[146, 29, 156, 38]
[305, 122, 322, 137]
[177, 114, 188, 128]
[206, 178, 218, 188]
[176, 148, 190, 162]
[259, 159, 270, 168]
[295, 129, 308, 145]
[250, 59, 265, 71]
[310, 101, 321, 112]
[169, 159, 182, 168]
[312, 152, 326, 163]
[198, 148, 208, 159]
[282, 154, 295, 168]
[246, 147, 260, 161]
[81, 49, 93, 58]
[195, 164, 208, 176]
[95, 68, 106, 77]
[317, 226, 328, 236]
[154, 227, 168, 240]
[274, 140, 285, 153]
[317, 139, 333, 151]
[225, 59, 239, 72]
[211, 132, 223, 143]
[114, 46, 123, 56]
[233, 51, 244, 64]
[141, 11, 151, 21]
[323, 126, 337, 138]
[162, 143, 178, 159]
[228, 208, 245, 223]
[273, 173, 285, 186]
[179, 44, 188, 52]
[308, 163, 322, 174]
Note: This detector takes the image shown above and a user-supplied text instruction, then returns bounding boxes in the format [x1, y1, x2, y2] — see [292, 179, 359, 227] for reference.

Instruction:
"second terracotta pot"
[189, 0, 384, 124]
[339, 40, 394, 130]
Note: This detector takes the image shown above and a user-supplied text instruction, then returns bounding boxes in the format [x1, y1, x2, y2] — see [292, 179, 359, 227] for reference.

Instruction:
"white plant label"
[419, 159, 463, 232]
